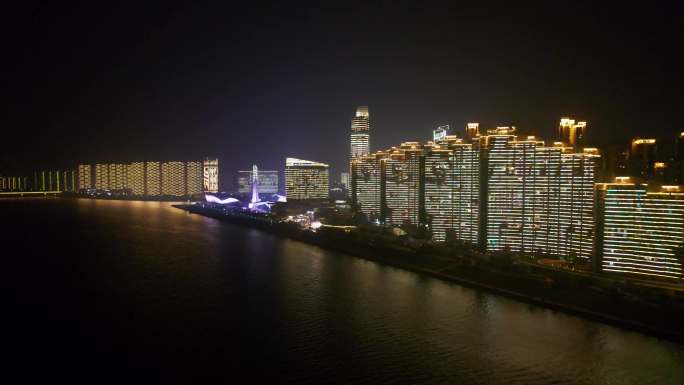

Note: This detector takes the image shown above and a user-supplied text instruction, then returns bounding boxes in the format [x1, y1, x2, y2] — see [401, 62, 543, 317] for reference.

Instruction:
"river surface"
[2, 198, 683, 384]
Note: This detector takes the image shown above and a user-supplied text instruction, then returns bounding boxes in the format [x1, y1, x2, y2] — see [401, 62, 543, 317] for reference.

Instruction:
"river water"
[2, 198, 683, 384]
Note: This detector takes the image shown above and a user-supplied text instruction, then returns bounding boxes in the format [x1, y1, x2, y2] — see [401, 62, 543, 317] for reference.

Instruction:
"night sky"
[4, 2, 683, 189]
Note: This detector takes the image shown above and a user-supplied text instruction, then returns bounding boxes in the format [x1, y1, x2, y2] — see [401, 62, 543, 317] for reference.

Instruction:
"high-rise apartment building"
[285, 158, 329, 200]
[483, 129, 598, 259]
[384, 143, 422, 227]
[161, 161, 185, 196]
[95, 164, 109, 190]
[127, 162, 146, 195]
[351, 152, 385, 221]
[423, 139, 480, 242]
[559, 118, 587, 147]
[237, 169, 278, 194]
[203, 158, 219, 193]
[145, 161, 161, 196]
[186, 161, 203, 196]
[350, 106, 370, 166]
[108, 164, 127, 190]
[595, 180, 683, 280]
[78, 164, 92, 190]
[629, 138, 658, 180]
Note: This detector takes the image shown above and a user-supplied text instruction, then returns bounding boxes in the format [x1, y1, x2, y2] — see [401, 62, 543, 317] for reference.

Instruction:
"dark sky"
[3, 2, 683, 189]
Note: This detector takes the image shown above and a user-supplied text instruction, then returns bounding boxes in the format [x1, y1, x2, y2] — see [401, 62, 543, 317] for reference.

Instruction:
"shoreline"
[175, 203, 684, 345]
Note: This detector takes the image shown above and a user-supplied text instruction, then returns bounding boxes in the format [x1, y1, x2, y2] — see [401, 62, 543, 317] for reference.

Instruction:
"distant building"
[350, 106, 370, 166]
[464, 122, 480, 141]
[95, 164, 109, 190]
[595, 180, 683, 280]
[186, 161, 203, 196]
[109, 164, 127, 190]
[161, 161, 185, 196]
[127, 162, 145, 195]
[559, 117, 587, 147]
[237, 169, 278, 194]
[285, 158, 329, 200]
[78, 164, 93, 190]
[145, 161, 161, 196]
[0, 175, 28, 191]
[203, 158, 219, 193]
[340, 172, 350, 190]
[630, 138, 657, 179]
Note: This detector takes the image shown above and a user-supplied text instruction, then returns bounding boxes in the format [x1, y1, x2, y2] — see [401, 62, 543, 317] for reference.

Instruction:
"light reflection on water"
[2, 198, 683, 385]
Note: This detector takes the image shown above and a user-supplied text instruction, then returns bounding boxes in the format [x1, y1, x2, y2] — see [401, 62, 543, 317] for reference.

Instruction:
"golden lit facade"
[484, 131, 598, 259]
[203, 158, 219, 193]
[78, 164, 92, 190]
[597, 182, 684, 279]
[108, 164, 127, 190]
[95, 164, 109, 190]
[161, 161, 186, 196]
[423, 141, 480, 242]
[127, 162, 145, 195]
[285, 158, 329, 200]
[145, 161, 161, 196]
[186, 161, 203, 196]
[630, 138, 657, 179]
[351, 152, 385, 221]
[384, 143, 422, 226]
[559, 117, 587, 147]
[465, 122, 480, 141]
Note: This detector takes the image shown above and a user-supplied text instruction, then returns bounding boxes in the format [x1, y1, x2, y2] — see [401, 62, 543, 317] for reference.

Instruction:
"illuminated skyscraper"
[629, 138, 657, 179]
[465, 122, 480, 141]
[186, 161, 203, 196]
[482, 128, 599, 259]
[351, 152, 386, 222]
[127, 162, 146, 195]
[203, 158, 219, 193]
[78, 164, 92, 190]
[595, 181, 683, 279]
[237, 169, 278, 194]
[285, 158, 329, 200]
[109, 164, 127, 190]
[161, 161, 185, 196]
[350, 106, 370, 166]
[384, 143, 422, 226]
[145, 161, 161, 196]
[95, 164, 109, 190]
[424, 139, 481, 242]
[559, 117, 587, 147]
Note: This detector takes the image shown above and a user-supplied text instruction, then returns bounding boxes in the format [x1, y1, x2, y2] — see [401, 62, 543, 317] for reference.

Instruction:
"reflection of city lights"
[310, 221, 322, 229]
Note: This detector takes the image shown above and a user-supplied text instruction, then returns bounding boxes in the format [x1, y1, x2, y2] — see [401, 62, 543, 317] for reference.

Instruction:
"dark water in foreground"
[2, 198, 683, 384]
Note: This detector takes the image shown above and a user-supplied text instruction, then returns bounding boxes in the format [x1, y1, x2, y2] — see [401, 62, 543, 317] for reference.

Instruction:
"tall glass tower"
[350, 106, 370, 166]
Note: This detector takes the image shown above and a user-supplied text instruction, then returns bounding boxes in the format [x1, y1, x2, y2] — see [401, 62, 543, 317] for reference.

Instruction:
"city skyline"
[3, 4, 683, 184]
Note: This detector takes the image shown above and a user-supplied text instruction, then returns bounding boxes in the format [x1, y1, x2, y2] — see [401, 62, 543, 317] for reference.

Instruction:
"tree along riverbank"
[175, 204, 684, 344]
